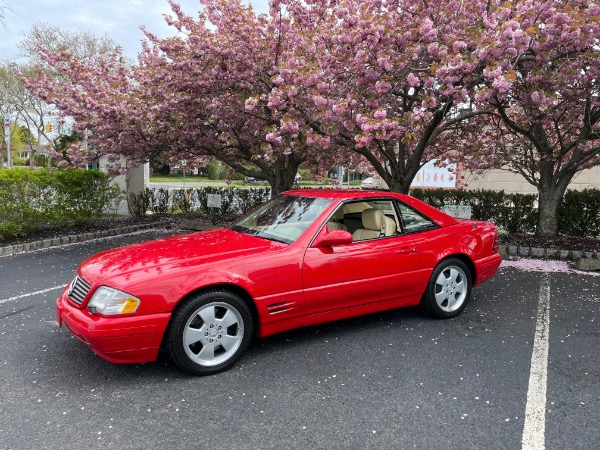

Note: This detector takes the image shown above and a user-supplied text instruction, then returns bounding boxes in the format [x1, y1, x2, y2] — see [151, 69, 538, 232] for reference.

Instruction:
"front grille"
[68, 276, 92, 305]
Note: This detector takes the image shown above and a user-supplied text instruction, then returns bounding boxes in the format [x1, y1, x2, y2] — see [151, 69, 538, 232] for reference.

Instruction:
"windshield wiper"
[229, 225, 259, 236]
[256, 234, 289, 244]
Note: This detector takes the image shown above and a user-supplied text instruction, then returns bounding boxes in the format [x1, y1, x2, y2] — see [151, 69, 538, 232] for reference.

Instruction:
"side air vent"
[266, 302, 296, 314]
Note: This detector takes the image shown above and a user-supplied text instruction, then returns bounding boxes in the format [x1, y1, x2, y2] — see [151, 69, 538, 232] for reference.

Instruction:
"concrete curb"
[498, 245, 599, 261]
[0, 222, 173, 258]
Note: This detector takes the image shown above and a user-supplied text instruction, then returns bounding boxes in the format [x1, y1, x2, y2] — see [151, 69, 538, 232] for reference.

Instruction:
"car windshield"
[229, 195, 332, 244]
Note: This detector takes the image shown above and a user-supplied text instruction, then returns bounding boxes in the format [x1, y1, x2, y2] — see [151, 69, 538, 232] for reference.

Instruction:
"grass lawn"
[150, 174, 216, 183]
[149, 173, 333, 189]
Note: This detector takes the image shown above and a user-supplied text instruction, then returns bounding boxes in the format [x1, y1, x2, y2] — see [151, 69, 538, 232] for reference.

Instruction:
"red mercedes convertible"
[56, 189, 501, 375]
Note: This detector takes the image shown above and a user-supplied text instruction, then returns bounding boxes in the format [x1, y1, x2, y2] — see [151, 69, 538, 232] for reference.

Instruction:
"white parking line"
[0, 285, 64, 305]
[522, 274, 550, 450]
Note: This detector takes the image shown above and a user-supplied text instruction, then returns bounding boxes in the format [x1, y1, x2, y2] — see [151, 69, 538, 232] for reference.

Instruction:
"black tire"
[166, 289, 253, 375]
[421, 258, 472, 319]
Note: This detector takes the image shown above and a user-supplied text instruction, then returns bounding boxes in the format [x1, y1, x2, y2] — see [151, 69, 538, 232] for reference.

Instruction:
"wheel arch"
[169, 283, 260, 338]
[437, 253, 476, 283]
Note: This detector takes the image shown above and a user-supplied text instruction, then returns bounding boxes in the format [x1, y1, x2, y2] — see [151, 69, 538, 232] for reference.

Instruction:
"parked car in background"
[361, 177, 374, 187]
[56, 190, 502, 375]
[244, 176, 268, 184]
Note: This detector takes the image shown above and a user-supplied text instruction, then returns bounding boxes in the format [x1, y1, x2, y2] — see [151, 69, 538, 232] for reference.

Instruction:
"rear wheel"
[421, 258, 472, 318]
[166, 290, 253, 375]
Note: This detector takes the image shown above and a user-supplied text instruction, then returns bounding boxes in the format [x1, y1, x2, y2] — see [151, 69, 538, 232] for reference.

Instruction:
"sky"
[0, 0, 270, 61]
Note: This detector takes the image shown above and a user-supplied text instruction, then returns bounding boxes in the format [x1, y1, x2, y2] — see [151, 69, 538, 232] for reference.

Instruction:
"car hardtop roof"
[282, 188, 458, 227]
[282, 189, 406, 200]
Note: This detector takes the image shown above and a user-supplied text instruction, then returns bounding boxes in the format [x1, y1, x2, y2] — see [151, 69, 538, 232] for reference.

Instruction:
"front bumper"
[56, 292, 171, 364]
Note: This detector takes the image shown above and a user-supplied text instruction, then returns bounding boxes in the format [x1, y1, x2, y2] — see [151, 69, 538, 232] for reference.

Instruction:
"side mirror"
[313, 229, 353, 248]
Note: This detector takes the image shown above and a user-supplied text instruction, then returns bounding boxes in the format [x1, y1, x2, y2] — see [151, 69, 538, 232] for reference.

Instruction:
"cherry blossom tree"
[14, 26, 125, 169]
[135, 0, 342, 194]
[260, 0, 501, 193]
[20, 0, 600, 233]
[22, 0, 494, 194]
[17, 47, 134, 170]
[21, 0, 340, 194]
[469, 0, 600, 236]
[267, 0, 600, 236]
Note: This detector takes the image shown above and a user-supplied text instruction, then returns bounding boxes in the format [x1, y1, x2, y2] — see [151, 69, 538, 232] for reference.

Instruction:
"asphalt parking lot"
[0, 231, 598, 449]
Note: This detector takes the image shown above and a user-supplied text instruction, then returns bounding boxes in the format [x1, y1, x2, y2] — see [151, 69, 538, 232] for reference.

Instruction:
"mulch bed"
[2, 213, 598, 253]
[498, 233, 599, 253]
[0, 213, 237, 248]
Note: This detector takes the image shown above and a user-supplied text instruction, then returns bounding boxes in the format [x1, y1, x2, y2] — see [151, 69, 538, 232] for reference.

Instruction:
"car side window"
[395, 201, 437, 233]
[342, 199, 400, 241]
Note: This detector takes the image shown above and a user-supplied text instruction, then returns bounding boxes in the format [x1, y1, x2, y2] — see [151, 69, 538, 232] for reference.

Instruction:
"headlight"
[87, 286, 140, 315]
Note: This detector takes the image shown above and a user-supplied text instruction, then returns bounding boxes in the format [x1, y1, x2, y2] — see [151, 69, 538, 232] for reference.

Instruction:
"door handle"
[397, 246, 416, 255]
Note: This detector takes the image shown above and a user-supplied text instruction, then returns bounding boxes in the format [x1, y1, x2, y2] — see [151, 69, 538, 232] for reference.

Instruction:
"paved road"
[0, 232, 598, 449]
[149, 181, 228, 190]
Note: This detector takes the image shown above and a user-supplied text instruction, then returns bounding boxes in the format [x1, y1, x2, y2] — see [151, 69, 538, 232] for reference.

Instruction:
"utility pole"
[4, 115, 12, 168]
[83, 128, 88, 170]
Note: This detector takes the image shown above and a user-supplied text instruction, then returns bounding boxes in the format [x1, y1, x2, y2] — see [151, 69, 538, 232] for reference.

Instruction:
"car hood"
[78, 228, 285, 285]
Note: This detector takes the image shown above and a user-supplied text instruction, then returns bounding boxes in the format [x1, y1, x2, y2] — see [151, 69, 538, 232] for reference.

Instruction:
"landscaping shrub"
[150, 187, 170, 214]
[172, 189, 194, 213]
[410, 188, 536, 233]
[52, 169, 123, 224]
[0, 168, 123, 241]
[206, 160, 227, 180]
[500, 193, 536, 234]
[127, 188, 151, 218]
[559, 189, 600, 237]
[191, 186, 271, 214]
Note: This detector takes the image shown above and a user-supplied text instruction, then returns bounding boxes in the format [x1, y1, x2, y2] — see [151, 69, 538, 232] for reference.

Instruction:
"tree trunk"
[386, 175, 411, 194]
[536, 188, 563, 237]
[382, 161, 420, 194]
[268, 155, 302, 196]
[368, 139, 423, 194]
[535, 168, 573, 237]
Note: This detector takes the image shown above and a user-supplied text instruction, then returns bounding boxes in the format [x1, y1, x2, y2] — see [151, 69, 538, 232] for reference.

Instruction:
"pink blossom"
[312, 95, 328, 107]
[375, 80, 391, 94]
[245, 97, 258, 111]
[280, 119, 299, 133]
[374, 109, 387, 120]
[452, 41, 467, 53]
[406, 73, 420, 87]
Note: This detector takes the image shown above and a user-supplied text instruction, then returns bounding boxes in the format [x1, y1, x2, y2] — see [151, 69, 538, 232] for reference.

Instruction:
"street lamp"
[181, 159, 187, 189]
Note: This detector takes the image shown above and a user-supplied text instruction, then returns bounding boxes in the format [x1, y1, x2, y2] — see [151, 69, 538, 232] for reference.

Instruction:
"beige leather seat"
[352, 209, 397, 240]
[383, 215, 397, 235]
[327, 209, 347, 231]
[353, 209, 381, 240]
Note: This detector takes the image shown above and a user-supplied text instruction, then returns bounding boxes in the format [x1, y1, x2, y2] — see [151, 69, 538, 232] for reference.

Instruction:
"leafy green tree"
[16, 125, 36, 146]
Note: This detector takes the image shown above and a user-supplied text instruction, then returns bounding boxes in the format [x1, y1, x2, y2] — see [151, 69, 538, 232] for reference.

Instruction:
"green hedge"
[127, 186, 273, 218]
[559, 189, 600, 238]
[0, 168, 123, 241]
[411, 188, 600, 237]
[410, 188, 537, 233]
[193, 186, 271, 215]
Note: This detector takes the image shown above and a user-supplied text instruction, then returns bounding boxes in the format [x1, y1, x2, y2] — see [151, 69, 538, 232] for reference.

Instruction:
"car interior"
[327, 200, 400, 241]
[326, 199, 437, 240]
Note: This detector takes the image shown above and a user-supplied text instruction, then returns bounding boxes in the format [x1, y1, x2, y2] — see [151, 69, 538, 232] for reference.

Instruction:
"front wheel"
[421, 258, 472, 319]
[166, 290, 253, 375]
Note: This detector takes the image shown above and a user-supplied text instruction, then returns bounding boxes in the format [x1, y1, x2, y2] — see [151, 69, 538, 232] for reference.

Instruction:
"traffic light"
[45, 123, 53, 133]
